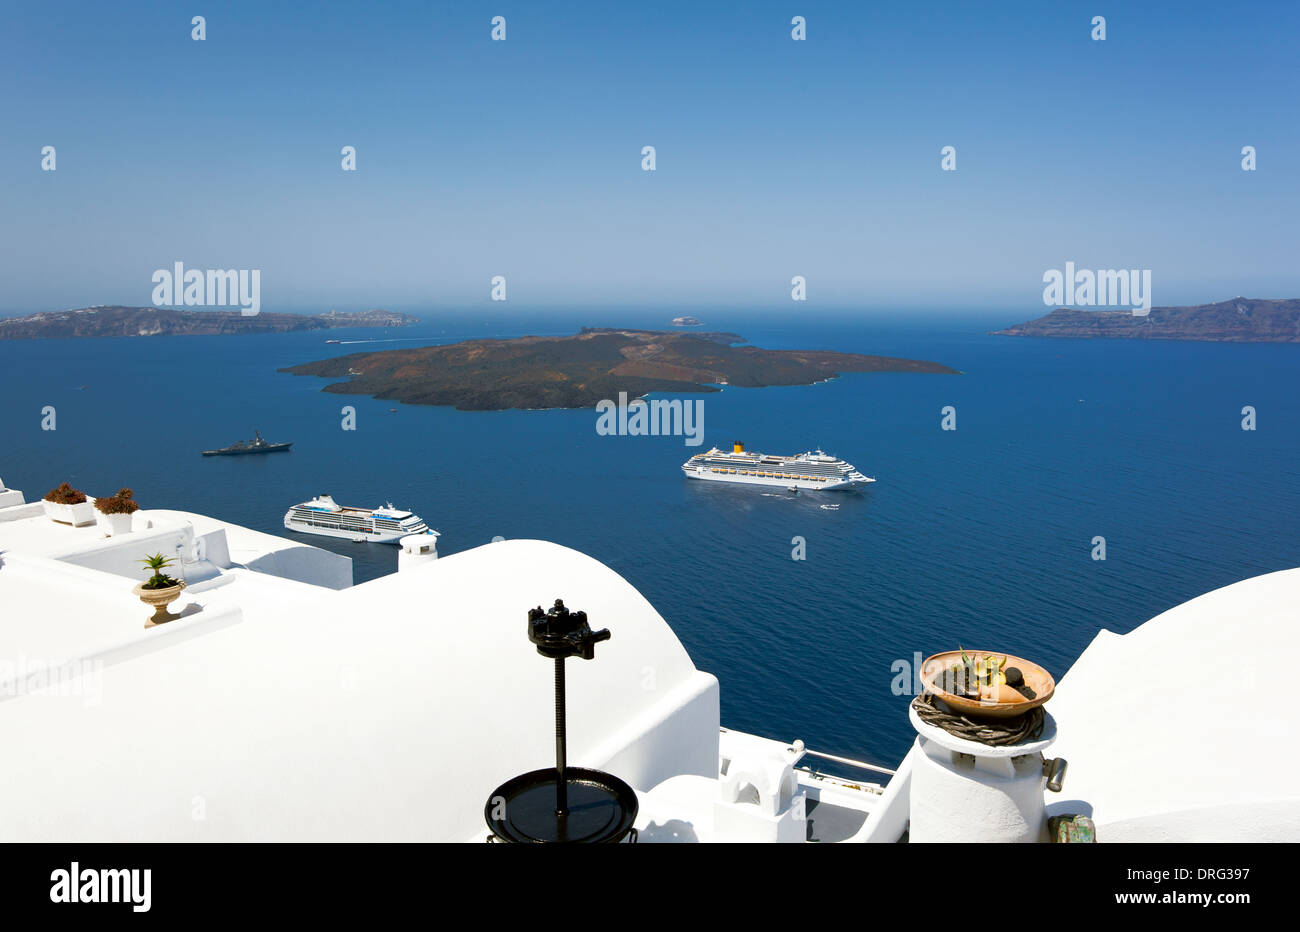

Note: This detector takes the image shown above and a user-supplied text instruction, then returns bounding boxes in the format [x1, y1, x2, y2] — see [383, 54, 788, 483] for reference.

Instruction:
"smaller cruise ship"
[283, 494, 434, 544]
[682, 441, 873, 491]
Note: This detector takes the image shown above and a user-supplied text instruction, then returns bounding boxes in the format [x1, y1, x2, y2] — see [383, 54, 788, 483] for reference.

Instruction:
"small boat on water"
[325, 339, 342, 344]
[201, 429, 293, 457]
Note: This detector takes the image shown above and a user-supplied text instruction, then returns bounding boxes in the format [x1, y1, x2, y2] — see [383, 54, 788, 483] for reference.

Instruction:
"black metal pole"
[554, 657, 568, 816]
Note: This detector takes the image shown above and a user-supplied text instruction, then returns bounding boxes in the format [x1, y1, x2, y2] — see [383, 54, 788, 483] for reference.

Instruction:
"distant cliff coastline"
[0, 306, 417, 340]
[993, 298, 1300, 342]
[281, 327, 959, 411]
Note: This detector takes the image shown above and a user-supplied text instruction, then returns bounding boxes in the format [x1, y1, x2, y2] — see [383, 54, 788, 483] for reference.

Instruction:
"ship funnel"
[733, 440, 745, 453]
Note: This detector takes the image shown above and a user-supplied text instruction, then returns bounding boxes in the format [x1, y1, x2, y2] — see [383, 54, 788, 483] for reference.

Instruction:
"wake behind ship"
[682, 441, 873, 490]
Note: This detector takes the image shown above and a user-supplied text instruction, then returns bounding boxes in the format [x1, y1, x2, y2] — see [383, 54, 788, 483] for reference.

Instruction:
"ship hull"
[682, 466, 871, 491]
[282, 518, 411, 544]
[202, 444, 293, 456]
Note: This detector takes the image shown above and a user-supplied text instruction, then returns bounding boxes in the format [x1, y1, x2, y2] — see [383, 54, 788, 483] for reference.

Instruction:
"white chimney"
[907, 705, 1066, 843]
[398, 533, 440, 571]
[712, 738, 807, 842]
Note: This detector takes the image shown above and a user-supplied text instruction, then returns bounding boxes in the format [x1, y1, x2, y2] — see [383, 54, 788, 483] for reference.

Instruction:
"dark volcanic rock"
[993, 298, 1300, 343]
[280, 327, 959, 411]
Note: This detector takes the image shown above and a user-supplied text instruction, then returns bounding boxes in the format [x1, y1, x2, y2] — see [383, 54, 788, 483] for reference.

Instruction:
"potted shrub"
[133, 552, 186, 627]
[43, 482, 96, 527]
[94, 487, 139, 536]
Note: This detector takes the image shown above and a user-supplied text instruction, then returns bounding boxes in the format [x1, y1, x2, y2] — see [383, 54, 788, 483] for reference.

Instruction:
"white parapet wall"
[139, 509, 353, 590]
[47, 520, 197, 583]
[0, 490, 352, 593]
[13, 509, 352, 592]
[0, 501, 43, 522]
[0, 481, 25, 510]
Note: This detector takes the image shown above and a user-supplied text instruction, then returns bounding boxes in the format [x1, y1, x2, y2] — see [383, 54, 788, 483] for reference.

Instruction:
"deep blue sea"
[3, 311, 1298, 768]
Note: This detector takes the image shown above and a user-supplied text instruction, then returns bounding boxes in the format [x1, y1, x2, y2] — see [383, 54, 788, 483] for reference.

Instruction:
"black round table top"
[485, 767, 639, 844]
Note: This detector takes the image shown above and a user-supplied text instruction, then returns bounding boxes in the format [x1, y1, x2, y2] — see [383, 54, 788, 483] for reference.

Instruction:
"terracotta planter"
[43, 499, 97, 527]
[97, 511, 134, 536]
[920, 650, 1056, 719]
[133, 580, 186, 628]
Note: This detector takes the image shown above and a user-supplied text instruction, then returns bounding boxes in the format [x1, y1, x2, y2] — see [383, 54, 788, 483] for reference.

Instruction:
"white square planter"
[43, 499, 97, 527]
[97, 511, 134, 536]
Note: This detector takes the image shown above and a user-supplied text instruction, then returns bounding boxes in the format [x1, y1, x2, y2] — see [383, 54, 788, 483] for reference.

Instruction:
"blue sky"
[1, 0, 1297, 315]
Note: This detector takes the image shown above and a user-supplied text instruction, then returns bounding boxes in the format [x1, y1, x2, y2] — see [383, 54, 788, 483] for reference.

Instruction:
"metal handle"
[1043, 756, 1068, 792]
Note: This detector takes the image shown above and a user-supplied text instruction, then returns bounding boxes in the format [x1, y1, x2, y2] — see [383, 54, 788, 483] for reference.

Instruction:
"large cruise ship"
[682, 441, 873, 490]
[283, 494, 433, 544]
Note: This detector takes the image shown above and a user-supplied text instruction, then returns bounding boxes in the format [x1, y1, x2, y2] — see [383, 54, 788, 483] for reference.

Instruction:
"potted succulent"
[133, 552, 186, 627]
[94, 487, 139, 536]
[42, 482, 97, 527]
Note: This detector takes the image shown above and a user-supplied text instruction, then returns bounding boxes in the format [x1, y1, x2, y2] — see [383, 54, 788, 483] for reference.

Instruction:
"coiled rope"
[912, 692, 1045, 746]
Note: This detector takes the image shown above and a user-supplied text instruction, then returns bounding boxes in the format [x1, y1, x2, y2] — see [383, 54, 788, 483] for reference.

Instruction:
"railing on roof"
[797, 745, 897, 778]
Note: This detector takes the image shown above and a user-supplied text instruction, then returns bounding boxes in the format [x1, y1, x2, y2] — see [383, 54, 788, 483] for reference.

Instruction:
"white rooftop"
[0, 491, 719, 841]
[1046, 567, 1300, 841]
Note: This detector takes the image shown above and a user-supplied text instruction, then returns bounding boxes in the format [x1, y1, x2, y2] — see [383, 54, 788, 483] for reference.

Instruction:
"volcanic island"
[279, 327, 959, 411]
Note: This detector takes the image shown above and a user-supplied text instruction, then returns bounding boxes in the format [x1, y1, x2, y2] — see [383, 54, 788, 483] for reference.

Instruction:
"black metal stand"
[554, 657, 568, 818]
[483, 600, 639, 844]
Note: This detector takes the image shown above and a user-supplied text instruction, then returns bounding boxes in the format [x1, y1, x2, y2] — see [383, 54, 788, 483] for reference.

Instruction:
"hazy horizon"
[2, 295, 1293, 323]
